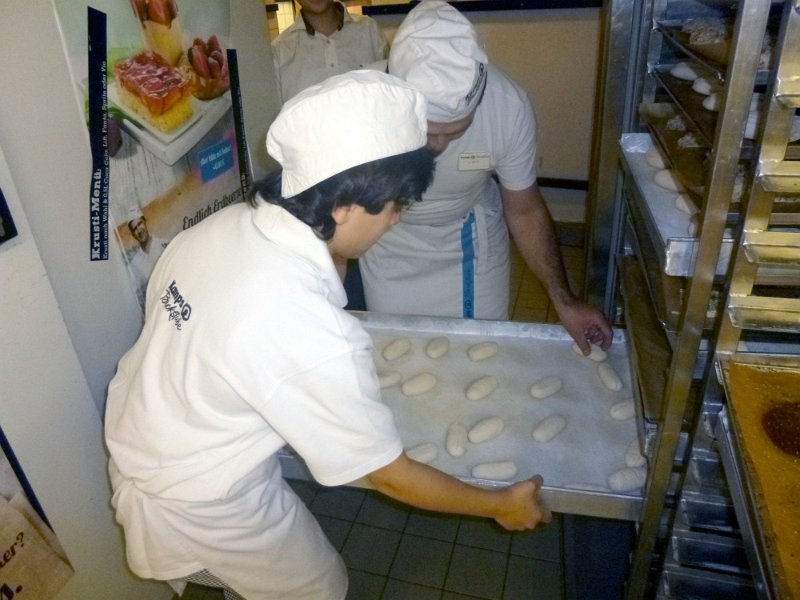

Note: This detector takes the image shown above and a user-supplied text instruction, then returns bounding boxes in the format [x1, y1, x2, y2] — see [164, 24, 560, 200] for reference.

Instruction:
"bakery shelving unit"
[587, 0, 800, 597]
[710, 3, 800, 598]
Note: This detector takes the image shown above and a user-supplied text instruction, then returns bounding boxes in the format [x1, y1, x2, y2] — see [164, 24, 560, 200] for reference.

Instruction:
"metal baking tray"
[658, 563, 757, 600]
[281, 312, 644, 521]
[620, 132, 735, 277]
[669, 526, 750, 575]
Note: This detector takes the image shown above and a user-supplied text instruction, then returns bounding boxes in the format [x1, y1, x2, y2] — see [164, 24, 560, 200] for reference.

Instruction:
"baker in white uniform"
[360, 0, 612, 354]
[272, 0, 387, 103]
[105, 70, 550, 600]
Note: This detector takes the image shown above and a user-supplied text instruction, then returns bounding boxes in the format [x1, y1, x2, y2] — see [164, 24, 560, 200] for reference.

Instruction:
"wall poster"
[53, 0, 248, 310]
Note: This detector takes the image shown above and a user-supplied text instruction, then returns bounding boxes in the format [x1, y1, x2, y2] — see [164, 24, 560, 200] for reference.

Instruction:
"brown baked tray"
[718, 356, 800, 600]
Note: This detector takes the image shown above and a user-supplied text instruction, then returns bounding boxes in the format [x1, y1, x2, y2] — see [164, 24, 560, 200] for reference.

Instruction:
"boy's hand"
[494, 475, 552, 531]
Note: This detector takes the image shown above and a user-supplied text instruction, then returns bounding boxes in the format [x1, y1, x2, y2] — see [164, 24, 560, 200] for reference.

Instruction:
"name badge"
[458, 152, 491, 171]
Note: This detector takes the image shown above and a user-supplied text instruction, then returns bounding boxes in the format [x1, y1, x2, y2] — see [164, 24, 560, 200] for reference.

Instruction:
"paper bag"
[0, 497, 73, 599]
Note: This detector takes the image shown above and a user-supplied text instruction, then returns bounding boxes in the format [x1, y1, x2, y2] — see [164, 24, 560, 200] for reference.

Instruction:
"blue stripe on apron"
[461, 212, 476, 318]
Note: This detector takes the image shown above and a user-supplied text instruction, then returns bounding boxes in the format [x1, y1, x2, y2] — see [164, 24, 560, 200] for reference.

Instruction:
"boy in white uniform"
[105, 71, 550, 600]
[360, 0, 612, 354]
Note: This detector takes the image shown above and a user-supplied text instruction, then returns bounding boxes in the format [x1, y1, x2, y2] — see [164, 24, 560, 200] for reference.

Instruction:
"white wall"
[374, 7, 600, 181]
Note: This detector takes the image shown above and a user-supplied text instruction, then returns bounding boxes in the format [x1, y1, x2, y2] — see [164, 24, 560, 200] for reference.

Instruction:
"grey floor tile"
[285, 477, 319, 506]
[456, 517, 512, 553]
[502, 555, 564, 600]
[383, 578, 443, 600]
[310, 486, 366, 520]
[357, 491, 410, 531]
[347, 569, 386, 600]
[444, 545, 507, 599]
[342, 523, 402, 576]
[390, 534, 453, 588]
[405, 510, 461, 542]
[315, 514, 353, 551]
[509, 516, 562, 563]
[442, 593, 482, 600]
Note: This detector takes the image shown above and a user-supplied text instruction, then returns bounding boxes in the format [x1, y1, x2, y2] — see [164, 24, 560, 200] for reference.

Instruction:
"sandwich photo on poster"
[53, 0, 248, 310]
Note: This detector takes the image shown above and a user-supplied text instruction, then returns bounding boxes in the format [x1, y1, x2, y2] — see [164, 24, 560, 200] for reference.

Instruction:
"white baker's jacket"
[105, 201, 403, 599]
[361, 66, 538, 320]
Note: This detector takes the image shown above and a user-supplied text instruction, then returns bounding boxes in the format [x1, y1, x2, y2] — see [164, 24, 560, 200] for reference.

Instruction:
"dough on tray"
[669, 61, 699, 81]
[382, 337, 411, 361]
[532, 414, 567, 443]
[468, 416, 504, 444]
[598, 362, 624, 392]
[446, 422, 468, 457]
[467, 341, 499, 361]
[654, 169, 684, 192]
[406, 442, 438, 464]
[471, 461, 517, 481]
[610, 399, 636, 421]
[465, 376, 499, 401]
[378, 370, 402, 389]
[645, 146, 669, 169]
[675, 193, 698, 216]
[572, 342, 607, 362]
[625, 439, 647, 468]
[529, 376, 563, 400]
[401, 372, 437, 396]
[607, 466, 647, 493]
[425, 336, 450, 359]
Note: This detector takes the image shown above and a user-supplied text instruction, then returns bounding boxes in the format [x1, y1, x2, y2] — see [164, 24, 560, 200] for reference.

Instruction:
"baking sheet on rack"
[621, 132, 735, 276]
[356, 313, 640, 497]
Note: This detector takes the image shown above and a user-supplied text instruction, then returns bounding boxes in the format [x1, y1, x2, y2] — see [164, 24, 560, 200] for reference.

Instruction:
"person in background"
[271, 0, 387, 103]
[104, 71, 550, 600]
[360, 0, 612, 355]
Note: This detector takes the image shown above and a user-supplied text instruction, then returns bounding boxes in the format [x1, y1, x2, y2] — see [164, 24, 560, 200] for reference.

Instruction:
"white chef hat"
[266, 70, 428, 198]
[389, 0, 488, 123]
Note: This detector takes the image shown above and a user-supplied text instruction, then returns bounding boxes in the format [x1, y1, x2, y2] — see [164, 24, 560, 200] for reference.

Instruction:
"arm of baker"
[499, 183, 613, 352]
[367, 452, 551, 531]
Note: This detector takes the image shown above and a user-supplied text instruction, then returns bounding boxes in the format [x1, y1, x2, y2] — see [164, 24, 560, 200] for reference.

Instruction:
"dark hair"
[247, 147, 435, 240]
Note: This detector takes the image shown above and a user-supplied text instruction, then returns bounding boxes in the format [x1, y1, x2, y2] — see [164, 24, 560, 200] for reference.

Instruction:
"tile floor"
[174, 191, 590, 600]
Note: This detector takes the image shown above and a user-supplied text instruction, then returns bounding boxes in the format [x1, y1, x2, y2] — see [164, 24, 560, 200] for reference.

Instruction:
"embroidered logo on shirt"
[160, 280, 192, 330]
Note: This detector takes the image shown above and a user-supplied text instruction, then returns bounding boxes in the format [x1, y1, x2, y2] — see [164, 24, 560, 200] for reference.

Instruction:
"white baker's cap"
[266, 70, 428, 198]
[389, 0, 488, 123]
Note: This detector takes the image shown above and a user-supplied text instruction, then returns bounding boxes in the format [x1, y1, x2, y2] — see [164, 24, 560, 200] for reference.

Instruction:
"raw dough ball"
[572, 342, 607, 362]
[465, 376, 499, 401]
[645, 146, 668, 169]
[598, 362, 623, 392]
[401, 372, 437, 397]
[529, 376, 563, 400]
[382, 338, 411, 361]
[691, 76, 714, 95]
[702, 92, 720, 112]
[406, 442, 438, 464]
[378, 370, 402, 389]
[669, 61, 698, 81]
[446, 422, 468, 457]
[625, 439, 647, 468]
[654, 169, 684, 192]
[467, 341, 499, 361]
[471, 461, 517, 481]
[607, 467, 647, 493]
[425, 336, 450, 359]
[532, 414, 567, 442]
[675, 193, 698, 216]
[468, 416, 505, 444]
[610, 399, 636, 421]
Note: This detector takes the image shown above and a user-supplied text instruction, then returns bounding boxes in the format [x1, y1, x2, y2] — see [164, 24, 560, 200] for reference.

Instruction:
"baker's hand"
[554, 297, 613, 354]
[493, 475, 552, 531]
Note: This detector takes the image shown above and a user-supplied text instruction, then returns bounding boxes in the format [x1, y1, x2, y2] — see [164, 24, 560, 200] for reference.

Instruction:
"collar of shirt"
[300, 1, 346, 36]
[251, 200, 347, 306]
